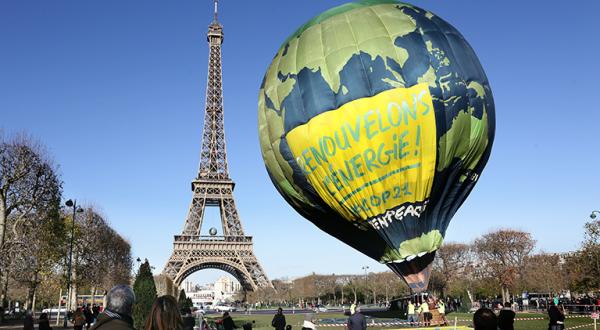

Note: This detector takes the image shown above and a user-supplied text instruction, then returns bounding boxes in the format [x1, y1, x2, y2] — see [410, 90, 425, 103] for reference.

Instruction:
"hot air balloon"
[258, 0, 495, 292]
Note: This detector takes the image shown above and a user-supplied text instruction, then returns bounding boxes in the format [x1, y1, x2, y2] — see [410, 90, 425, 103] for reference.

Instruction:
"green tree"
[177, 289, 193, 310]
[133, 260, 157, 329]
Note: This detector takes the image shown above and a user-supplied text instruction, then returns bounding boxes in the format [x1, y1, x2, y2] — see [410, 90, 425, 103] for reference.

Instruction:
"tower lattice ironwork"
[163, 0, 271, 291]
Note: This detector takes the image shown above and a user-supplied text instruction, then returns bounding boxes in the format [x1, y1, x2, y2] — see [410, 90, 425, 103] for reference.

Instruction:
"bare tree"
[345, 277, 361, 304]
[10, 208, 66, 310]
[323, 275, 338, 304]
[431, 242, 472, 297]
[66, 207, 132, 308]
[0, 135, 62, 306]
[474, 229, 535, 303]
[102, 233, 132, 289]
[522, 252, 566, 293]
[370, 271, 405, 305]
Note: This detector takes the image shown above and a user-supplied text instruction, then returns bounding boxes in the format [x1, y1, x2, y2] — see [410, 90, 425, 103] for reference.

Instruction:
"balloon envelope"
[258, 0, 495, 292]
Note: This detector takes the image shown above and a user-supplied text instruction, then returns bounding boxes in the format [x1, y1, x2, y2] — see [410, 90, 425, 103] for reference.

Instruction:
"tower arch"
[175, 259, 255, 291]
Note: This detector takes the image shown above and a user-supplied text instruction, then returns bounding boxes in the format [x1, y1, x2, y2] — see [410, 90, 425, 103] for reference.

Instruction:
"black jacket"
[23, 316, 34, 330]
[84, 308, 94, 323]
[182, 316, 196, 330]
[223, 316, 236, 330]
[548, 305, 565, 328]
[498, 308, 515, 330]
[347, 312, 366, 330]
[39, 319, 52, 330]
[271, 313, 286, 330]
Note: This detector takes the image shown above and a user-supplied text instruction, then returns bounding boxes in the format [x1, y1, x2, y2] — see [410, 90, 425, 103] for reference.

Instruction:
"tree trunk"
[69, 265, 78, 310]
[91, 287, 96, 306]
[0, 197, 7, 253]
[0, 198, 6, 312]
[26, 272, 38, 311]
[466, 289, 474, 305]
[501, 285, 508, 304]
[385, 285, 389, 304]
[0, 269, 9, 308]
[31, 291, 36, 313]
[341, 287, 344, 305]
[56, 288, 62, 326]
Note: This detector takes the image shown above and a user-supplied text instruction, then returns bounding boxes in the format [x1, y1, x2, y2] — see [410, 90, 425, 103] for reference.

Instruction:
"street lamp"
[361, 266, 369, 304]
[64, 199, 83, 328]
[135, 257, 142, 276]
[590, 210, 600, 219]
[361, 266, 369, 283]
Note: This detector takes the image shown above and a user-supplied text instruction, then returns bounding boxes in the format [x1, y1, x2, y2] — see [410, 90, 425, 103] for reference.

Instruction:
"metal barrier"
[316, 313, 598, 328]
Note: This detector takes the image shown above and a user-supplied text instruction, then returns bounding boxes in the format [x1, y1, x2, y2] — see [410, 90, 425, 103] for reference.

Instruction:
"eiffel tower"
[163, 0, 271, 291]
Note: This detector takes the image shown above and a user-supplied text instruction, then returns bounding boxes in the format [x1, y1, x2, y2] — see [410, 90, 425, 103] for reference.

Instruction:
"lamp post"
[135, 257, 142, 276]
[590, 211, 600, 219]
[361, 266, 369, 304]
[64, 199, 83, 328]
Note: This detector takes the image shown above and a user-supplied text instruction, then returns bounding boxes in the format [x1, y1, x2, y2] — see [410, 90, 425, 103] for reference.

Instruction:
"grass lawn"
[203, 311, 597, 330]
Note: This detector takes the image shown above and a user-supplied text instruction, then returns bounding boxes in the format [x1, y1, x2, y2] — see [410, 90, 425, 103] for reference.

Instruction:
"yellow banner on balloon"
[286, 83, 437, 224]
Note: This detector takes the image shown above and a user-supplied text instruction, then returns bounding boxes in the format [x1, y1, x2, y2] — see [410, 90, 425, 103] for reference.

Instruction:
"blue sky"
[1, 1, 599, 284]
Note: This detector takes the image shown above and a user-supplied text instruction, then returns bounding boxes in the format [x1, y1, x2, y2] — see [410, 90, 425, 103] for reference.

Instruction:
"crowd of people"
[475, 294, 600, 313]
[21, 284, 591, 330]
[22, 286, 202, 330]
[403, 296, 447, 327]
[22, 286, 302, 330]
[71, 305, 101, 330]
[472, 300, 566, 330]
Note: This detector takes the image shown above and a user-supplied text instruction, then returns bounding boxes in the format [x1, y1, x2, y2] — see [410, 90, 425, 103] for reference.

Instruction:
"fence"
[315, 313, 599, 329]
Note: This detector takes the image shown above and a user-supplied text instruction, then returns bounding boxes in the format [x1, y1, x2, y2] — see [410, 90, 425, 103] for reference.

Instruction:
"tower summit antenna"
[214, 0, 218, 22]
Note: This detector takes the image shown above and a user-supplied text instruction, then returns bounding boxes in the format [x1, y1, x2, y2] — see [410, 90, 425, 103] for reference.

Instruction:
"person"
[74, 309, 87, 330]
[437, 299, 447, 326]
[23, 311, 34, 330]
[221, 311, 236, 330]
[84, 305, 94, 330]
[406, 300, 417, 326]
[90, 285, 136, 330]
[418, 300, 431, 326]
[473, 308, 497, 330]
[271, 307, 286, 330]
[548, 302, 565, 330]
[347, 306, 366, 330]
[92, 305, 100, 321]
[145, 295, 183, 330]
[181, 307, 195, 330]
[39, 312, 53, 330]
[350, 303, 356, 315]
[201, 318, 210, 330]
[498, 302, 515, 330]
